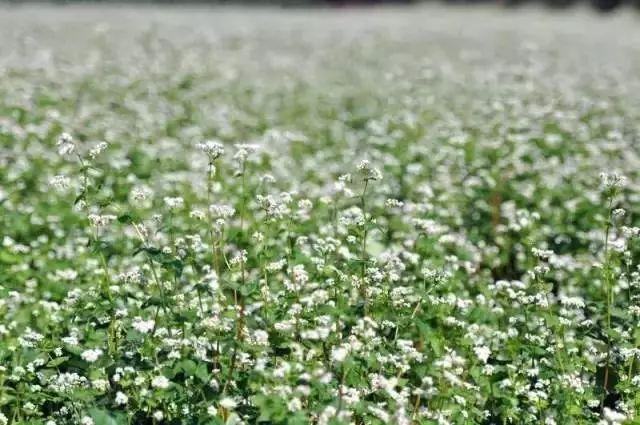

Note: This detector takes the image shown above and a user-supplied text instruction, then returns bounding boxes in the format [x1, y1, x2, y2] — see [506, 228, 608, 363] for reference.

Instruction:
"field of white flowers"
[1, 5, 640, 424]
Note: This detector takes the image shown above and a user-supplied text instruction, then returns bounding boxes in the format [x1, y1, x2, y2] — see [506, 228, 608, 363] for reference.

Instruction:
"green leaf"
[46, 356, 69, 368]
[92, 239, 113, 256]
[175, 359, 197, 376]
[74, 191, 86, 205]
[89, 408, 126, 425]
[117, 213, 136, 224]
[195, 362, 210, 383]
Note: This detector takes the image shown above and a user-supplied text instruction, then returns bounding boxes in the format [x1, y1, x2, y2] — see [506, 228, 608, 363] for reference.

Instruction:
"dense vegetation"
[1, 6, 640, 425]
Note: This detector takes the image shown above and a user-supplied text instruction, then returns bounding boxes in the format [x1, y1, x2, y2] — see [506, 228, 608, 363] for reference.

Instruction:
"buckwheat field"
[2, 5, 640, 424]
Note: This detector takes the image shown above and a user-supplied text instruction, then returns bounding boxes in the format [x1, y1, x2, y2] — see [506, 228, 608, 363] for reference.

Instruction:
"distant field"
[1, 6, 640, 424]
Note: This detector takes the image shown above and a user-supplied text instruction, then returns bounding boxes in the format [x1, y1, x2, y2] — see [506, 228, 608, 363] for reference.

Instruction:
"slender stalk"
[601, 195, 614, 412]
[132, 223, 168, 336]
[360, 179, 369, 314]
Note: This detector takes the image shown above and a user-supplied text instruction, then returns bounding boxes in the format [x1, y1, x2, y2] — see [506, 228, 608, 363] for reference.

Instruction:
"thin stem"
[133, 222, 168, 336]
[601, 195, 614, 412]
[360, 179, 369, 314]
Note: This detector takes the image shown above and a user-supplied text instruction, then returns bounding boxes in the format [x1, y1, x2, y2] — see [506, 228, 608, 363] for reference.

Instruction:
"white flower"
[600, 172, 626, 190]
[56, 132, 75, 156]
[163, 196, 184, 210]
[230, 250, 248, 266]
[233, 143, 259, 163]
[474, 346, 491, 364]
[331, 346, 349, 363]
[266, 259, 286, 272]
[288, 398, 302, 412]
[61, 335, 79, 346]
[131, 186, 153, 203]
[88, 141, 108, 159]
[197, 140, 225, 160]
[219, 397, 237, 410]
[199, 271, 219, 292]
[152, 411, 164, 421]
[603, 407, 626, 424]
[339, 206, 365, 227]
[251, 329, 269, 346]
[80, 417, 94, 425]
[115, 391, 128, 405]
[132, 317, 155, 334]
[190, 209, 206, 220]
[357, 159, 382, 181]
[612, 208, 626, 218]
[92, 378, 109, 391]
[80, 349, 103, 363]
[209, 204, 235, 218]
[151, 375, 170, 389]
[49, 175, 70, 190]
[87, 214, 117, 228]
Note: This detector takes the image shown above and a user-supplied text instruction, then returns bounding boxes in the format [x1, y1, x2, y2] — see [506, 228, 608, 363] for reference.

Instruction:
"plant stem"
[360, 179, 369, 314]
[601, 195, 614, 412]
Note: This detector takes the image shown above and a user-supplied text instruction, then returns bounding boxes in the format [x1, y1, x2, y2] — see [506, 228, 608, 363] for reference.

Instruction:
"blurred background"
[1, 0, 639, 12]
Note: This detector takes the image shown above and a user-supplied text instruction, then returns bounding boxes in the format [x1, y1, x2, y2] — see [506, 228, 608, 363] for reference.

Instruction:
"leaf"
[141, 295, 164, 308]
[89, 408, 126, 425]
[253, 394, 287, 422]
[46, 356, 69, 368]
[117, 213, 136, 224]
[175, 359, 197, 376]
[92, 239, 113, 256]
[195, 362, 210, 383]
[74, 191, 86, 205]
[161, 257, 184, 277]
[140, 246, 162, 257]
[0, 250, 21, 264]
[97, 196, 114, 208]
